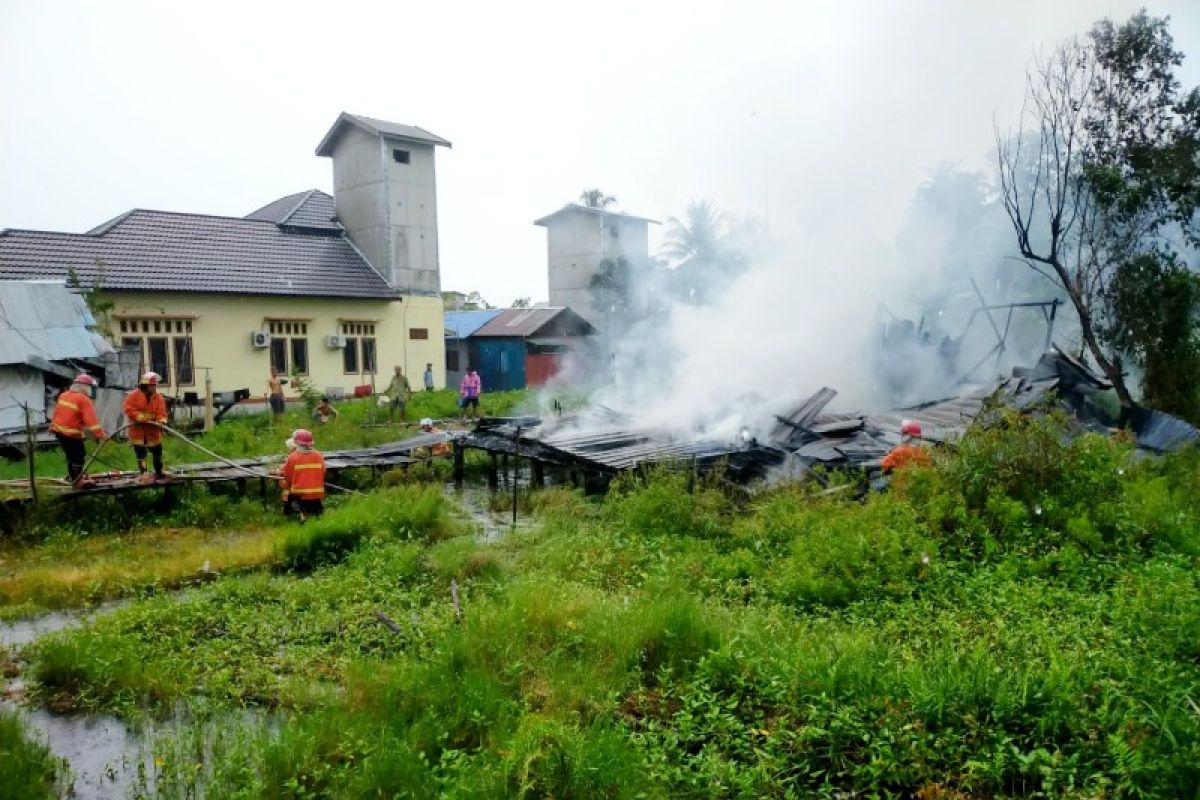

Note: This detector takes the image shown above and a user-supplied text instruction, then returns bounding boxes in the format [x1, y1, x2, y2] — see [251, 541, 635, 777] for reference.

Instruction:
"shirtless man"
[268, 368, 286, 423]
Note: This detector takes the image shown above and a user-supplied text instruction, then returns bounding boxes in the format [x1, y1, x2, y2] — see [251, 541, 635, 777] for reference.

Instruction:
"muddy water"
[446, 480, 536, 542]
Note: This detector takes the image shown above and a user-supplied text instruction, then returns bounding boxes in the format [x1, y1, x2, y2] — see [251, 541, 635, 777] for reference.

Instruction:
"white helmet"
[420, 417, 434, 429]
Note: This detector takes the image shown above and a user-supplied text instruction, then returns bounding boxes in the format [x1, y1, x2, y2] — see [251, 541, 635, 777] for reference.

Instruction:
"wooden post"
[453, 441, 464, 488]
[512, 427, 521, 526]
[487, 452, 498, 490]
[204, 369, 215, 432]
[23, 404, 37, 503]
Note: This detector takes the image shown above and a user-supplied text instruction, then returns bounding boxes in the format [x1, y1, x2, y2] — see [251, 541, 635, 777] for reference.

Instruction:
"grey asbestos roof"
[533, 204, 659, 227]
[316, 112, 452, 157]
[0, 207, 398, 300]
[245, 190, 341, 231]
[0, 280, 114, 367]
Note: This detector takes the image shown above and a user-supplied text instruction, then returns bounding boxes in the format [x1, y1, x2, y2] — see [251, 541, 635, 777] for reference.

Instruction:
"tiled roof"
[245, 190, 341, 231]
[0, 208, 398, 300]
[316, 112, 452, 157]
[473, 307, 596, 339]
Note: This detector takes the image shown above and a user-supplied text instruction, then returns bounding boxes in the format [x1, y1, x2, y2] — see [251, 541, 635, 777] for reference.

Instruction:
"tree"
[660, 200, 747, 304]
[442, 290, 492, 311]
[579, 189, 617, 209]
[996, 11, 1199, 416]
[66, 260, 115, 339]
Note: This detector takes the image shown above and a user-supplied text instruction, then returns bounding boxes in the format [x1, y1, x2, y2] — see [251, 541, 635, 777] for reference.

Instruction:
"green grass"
[7, 414, 1200, 798]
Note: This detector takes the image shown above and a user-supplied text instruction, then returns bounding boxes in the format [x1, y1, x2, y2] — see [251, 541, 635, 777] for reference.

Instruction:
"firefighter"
[279, 428, 326, 521]
[49, 373, 107, 485]
[880, 419, 932, 471]
[124, 371, 169, 483]
[418, 417, 451, 457]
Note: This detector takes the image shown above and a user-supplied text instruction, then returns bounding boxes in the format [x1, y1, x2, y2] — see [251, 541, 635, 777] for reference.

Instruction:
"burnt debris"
[457, 347, 1199, 490]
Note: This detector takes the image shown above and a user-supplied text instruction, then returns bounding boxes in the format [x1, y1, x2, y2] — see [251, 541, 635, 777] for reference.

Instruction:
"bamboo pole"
[23, 403, 37, 503]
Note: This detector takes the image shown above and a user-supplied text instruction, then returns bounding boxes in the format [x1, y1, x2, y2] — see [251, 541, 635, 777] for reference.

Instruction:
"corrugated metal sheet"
[444, 309, 504, 339]
[473, 307, 595, 339]
[0, 280, 115, 366]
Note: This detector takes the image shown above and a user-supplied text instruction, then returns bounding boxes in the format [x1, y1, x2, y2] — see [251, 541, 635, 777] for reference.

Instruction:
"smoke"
[546, 160, 1074, 441]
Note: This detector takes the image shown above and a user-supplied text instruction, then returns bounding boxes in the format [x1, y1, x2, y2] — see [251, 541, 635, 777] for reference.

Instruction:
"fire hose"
[75, 422, 362, 496]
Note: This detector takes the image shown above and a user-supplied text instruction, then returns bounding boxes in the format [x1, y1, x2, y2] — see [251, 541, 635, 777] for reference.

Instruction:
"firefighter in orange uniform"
[880, 419, 932, 471]
[124, 371, 169, 483]
[49, 373, 108, 485]
[279, 428, 326, 521]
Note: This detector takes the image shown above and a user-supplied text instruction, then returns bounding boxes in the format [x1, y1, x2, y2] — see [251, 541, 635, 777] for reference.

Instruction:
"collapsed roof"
[460, 348, 1198, 485]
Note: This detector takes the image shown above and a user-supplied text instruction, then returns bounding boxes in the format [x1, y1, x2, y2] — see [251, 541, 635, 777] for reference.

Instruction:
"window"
[340, 322, 377, 375]
[173, 338, 194, 385]
[147, 338, 171, 386]
[409, 327, 428, 340]
[361, 337, 377, 374]
[290, 338, 309, 375]
[270, 337, 288, 374]
[446, 348, 460, 372]
[118, 318, 194, 386]
[267, 320, 309, 376]
[393, 148, 410, 164]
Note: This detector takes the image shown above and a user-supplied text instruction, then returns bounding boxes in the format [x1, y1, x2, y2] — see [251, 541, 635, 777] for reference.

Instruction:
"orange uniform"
[280, 449, 326, 501]
[49, 390, 105, 439]
[124, 388, 168, 446]
[880, 443, 932, 471]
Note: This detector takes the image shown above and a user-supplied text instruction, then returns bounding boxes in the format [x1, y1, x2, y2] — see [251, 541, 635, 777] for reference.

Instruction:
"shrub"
[767, 495, 934, 608]
[277, 486, 452, 571]
[608, 468, 732, 539]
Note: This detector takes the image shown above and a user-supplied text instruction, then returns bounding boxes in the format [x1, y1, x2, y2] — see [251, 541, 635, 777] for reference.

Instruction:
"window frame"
[343, 337, 359, 374]
[290, 338, 309, 376]
[173, 337, 195, 386]
[147, 337, 171, 387]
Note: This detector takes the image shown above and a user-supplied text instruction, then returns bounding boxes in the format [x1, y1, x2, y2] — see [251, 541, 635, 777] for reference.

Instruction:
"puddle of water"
[1, 699, 151, 799]
[445, 480, 537, 542]
[0, 599, 129, 648]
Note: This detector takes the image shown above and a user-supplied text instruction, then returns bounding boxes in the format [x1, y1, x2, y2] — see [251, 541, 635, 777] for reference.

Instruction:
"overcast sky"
[2, 0, 1197, 306]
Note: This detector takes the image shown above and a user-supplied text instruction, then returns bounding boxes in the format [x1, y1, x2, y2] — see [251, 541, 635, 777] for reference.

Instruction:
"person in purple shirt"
[459, 368, 482, 421]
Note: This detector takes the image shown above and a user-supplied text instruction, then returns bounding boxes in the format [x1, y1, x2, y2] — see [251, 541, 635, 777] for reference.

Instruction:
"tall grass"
[0, 710, 65, 799]
[18, 414, 1200, 797]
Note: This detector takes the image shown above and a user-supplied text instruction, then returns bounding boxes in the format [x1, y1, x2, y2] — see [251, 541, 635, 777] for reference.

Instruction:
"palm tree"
[660, 200, 728, 269]
[579, 189, 618, 209]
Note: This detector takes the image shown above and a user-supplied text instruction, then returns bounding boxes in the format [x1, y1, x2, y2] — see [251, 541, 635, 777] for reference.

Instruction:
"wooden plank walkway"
[0, 431, 454, 503]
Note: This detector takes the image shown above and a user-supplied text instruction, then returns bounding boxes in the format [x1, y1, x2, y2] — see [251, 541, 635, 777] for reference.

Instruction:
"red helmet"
[292, 429, 314, 446]
[900, 419, 922, 437]
[74, 373, 98, 387]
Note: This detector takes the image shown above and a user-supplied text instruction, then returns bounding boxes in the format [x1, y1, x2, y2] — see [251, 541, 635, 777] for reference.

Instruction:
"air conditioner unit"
[325, 334, 347, 349]
[250, 330, 272, 348]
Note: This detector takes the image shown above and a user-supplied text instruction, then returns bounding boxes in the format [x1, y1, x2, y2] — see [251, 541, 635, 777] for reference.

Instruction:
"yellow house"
[0, 113, 449, 405]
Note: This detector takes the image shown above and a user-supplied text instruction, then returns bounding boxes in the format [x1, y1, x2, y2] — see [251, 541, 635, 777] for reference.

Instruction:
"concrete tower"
[316, 112, 451, 295]
[534, 204, 657, 331]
